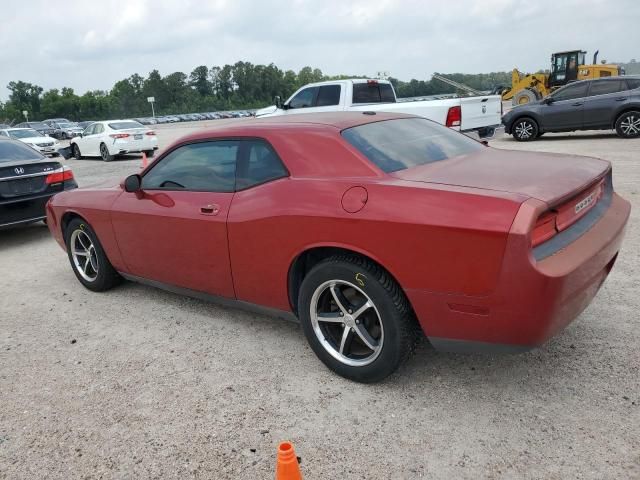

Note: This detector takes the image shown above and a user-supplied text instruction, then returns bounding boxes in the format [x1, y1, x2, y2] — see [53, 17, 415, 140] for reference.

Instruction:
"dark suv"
[502, 76, 640, 141]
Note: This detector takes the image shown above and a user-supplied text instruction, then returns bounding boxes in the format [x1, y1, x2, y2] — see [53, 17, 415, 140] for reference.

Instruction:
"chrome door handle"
[200, 204, 220, 215]
[571, 102, 583, 106]
[615, 97, 626, 101]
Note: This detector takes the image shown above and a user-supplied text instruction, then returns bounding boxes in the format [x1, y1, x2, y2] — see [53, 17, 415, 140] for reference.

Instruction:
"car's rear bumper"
[407, 192, 631, 353]
[1, 193, 54, 229]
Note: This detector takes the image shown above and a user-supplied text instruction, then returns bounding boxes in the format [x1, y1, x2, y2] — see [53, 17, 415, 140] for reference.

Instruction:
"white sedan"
[70, 120, 158, 162]
[0, 128, 61, 156]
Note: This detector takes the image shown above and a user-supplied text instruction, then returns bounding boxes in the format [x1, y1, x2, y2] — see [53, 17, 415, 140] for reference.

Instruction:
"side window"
[94, 124, 104, 134]
[626, 78, 640, 90]
[288, 87, 317, 109]
[552, 82, 589, 101]
[588, 80, 626, 96]
[236, 140, 288, 190]
[142, 141, 238, 192]
[84, 124, 95, 135]
[316, 85, 341, 107]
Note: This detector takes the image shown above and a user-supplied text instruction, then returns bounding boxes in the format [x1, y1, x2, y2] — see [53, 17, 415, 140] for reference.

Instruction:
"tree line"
[0, 61, 513, 123]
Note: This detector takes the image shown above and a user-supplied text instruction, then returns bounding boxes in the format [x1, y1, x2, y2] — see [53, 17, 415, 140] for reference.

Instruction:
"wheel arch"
[61, 211, 88, 242]
[612, 105, 640, 128]
[287, 244, 412, 317]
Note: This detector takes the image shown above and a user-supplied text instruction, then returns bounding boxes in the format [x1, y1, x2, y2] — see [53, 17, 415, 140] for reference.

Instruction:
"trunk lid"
[390, 148, 610, 206]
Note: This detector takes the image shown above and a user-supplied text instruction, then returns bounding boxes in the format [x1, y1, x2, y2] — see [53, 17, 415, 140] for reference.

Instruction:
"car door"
[541, 82, 589, 131]
[87, 123, 105, 156]
[77, 123, 97, 156]
[582, 79, 629, 129]
[110, 140, 237, 297]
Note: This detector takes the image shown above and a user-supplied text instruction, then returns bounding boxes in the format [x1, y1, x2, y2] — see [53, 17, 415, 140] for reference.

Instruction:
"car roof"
[178, 111, 415, 143]
[1, 128, 32, 131]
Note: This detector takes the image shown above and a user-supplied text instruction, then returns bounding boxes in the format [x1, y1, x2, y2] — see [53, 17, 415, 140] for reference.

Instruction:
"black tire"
[511, 117, 539, 142]
[298, 254, 419, 383]
[100, 143, 115, 162]
[144, 149, 155, 158]
[72, 143, 82, 159]
[614, 110, 640, 138]
[64, 218, 122, 292]
[537, 131, 545, 138]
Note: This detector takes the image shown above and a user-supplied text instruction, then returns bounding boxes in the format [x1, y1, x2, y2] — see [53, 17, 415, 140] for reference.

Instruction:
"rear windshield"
[0, 141, 43, 162]
[342, 118, 482, 173]
[352, 82, 396, 104]
[108, 121, 144, 130]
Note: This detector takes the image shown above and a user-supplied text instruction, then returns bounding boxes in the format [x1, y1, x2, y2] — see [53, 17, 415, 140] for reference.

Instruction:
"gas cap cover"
[341, 186, 368, 213]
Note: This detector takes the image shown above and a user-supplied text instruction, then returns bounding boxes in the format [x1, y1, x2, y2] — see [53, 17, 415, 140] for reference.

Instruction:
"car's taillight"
[110, 133, 130, 139]
[145, 131, 155, 136]
[531, 211, 558, 247]
[445, 106, 461, 127]
[46, 169, 74, 184]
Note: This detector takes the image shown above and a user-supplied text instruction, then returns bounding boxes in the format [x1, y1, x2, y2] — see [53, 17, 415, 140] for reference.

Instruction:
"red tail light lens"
[46, 169, 74, 184]
[445, 106, 461, 127]
[109, 133, 130, 139]
[145, 131, 156, 136]
[531, 211, 558, 247]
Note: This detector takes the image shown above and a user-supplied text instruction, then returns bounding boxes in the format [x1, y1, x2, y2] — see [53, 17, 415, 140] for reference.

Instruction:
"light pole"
[22, 110, 29, 122]
[147, 97, 156, 118]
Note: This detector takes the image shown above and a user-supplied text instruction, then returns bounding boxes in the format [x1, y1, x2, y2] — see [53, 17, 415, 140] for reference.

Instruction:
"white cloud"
[1, 0, 638, 100]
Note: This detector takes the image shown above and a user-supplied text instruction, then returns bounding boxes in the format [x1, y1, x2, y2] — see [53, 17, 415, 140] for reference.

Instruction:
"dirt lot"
[1, 122, 638, 479]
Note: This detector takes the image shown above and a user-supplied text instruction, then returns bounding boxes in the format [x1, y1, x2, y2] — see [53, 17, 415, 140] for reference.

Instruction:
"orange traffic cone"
[141, 151, 148, 169]
[275, 441, 302, 480]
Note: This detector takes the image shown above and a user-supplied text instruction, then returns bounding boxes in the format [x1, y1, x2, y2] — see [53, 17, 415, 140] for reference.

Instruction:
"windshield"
[342, 118, 483, 173]
[9, 129, 41, 139]
[0, 140, 43, 161]
[108, 121, 144, 130]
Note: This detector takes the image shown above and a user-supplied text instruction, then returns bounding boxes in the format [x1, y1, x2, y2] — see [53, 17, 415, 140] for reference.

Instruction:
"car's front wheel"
[100, 143, 115, 162]
[615, 111, 640, 138]
[144, 150, 155, 158]
[65, 218, 121, 292]
[512, 117, 539, 142]
[72, 143, 82, 159]
[298, 255, 419, 383]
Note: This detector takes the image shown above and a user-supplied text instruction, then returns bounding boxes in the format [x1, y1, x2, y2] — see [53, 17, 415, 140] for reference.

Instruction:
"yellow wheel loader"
[502, 50, 623, 106]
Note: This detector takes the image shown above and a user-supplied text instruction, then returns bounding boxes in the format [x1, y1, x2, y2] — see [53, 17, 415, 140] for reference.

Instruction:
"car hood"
[20, 136, 56, 144]
[389, 148, 610, 207]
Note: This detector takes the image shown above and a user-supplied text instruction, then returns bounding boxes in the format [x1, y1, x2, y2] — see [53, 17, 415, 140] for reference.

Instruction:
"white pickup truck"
[255, 78, 503, 138]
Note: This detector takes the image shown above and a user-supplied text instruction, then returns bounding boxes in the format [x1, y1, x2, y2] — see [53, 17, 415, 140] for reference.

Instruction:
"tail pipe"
[593, 50, 599, 65]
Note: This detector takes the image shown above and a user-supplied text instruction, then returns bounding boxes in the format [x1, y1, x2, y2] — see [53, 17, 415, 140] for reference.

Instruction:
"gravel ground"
[1, 122, 638, 479]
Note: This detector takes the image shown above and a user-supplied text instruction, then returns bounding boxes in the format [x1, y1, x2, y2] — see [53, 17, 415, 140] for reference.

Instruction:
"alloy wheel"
[310, 280, 384, 367]
[514, 120, 534, 139]
[620, 114, 640, 136]
[100, 144, 109, 161]
[70, 229, 99, 282]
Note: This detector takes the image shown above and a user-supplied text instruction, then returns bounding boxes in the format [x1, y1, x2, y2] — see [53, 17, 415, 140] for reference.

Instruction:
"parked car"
[44, 121, 84, 140]
[0, 123, 10, 129]
[45, 112, 630, 382]
[0, 128, 61, 156]
[15, 121, 57, 137]
[503, 76, 640, 141]
[70, 120, 158, 162]
[256, 78, 503, 139]
[0, 136, 76, 229]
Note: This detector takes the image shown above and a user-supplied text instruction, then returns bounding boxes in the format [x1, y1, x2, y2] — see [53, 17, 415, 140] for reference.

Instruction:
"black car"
[15, 121, 57, 137]
[0, 137, 77, 229]
[502, 76, 640, 141]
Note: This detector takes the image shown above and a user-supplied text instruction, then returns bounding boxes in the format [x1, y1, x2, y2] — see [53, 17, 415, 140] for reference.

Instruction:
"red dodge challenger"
[46, 112, 630, 382]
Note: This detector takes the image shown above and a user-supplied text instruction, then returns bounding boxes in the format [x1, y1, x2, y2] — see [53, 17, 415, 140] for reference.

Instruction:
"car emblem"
[14, 167, 25, 175]
[482, 105, 487, 114]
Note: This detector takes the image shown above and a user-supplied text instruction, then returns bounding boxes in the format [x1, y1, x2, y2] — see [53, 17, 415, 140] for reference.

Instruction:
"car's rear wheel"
[298, 254, 419, 383]
[615, 111, 640, 138]
[65, 218, 121, 292]
[72, 143, 82, 159]
[100, 143, 115, 162]
[512, 117, 538, 142]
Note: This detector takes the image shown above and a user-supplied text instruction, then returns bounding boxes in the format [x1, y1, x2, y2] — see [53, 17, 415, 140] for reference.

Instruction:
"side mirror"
[543, 97, 554, 105]
[78, 133, 83, 138]
[124, 174, 142, 193]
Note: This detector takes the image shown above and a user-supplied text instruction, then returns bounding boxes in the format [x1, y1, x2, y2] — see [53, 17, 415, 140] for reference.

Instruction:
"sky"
[1, 0, 638, 100]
